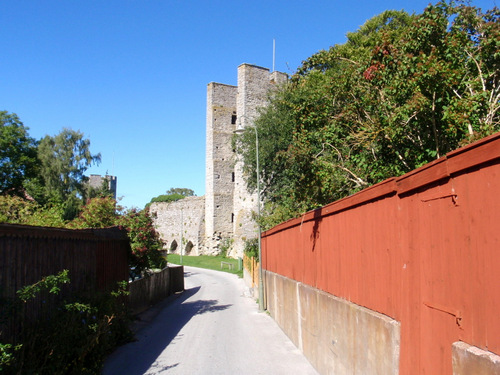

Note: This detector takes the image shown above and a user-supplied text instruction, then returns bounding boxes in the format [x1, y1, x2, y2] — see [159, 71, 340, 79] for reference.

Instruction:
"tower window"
[231, 114, 237, 124]
[232, 172, 235, 182]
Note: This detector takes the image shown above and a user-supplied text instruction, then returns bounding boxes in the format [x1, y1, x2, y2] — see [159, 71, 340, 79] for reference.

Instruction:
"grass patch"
[168, 254, 243, 277]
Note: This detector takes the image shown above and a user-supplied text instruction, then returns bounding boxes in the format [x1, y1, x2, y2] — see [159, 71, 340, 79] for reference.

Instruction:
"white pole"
[272, 39, 276, 72]
[180, 208, 184, 264]
[255, 126, 264, 312]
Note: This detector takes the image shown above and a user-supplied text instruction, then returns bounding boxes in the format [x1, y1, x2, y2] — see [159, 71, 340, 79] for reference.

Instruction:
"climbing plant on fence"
[0, 270, 132, 375]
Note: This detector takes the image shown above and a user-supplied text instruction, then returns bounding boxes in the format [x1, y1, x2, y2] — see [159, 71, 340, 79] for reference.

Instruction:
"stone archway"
[170, 240, 178, 253]
[185, 241, 194, 255]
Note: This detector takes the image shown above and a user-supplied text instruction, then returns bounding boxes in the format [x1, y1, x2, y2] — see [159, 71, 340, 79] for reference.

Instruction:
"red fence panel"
[261, 132, 500, 374]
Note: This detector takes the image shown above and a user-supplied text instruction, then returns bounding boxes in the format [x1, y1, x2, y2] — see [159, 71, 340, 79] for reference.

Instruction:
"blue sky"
[1, 0, 497, 209]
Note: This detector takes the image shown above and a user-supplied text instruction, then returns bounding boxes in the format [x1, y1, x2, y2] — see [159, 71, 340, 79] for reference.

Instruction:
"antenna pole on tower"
[272, 39, 276, 72]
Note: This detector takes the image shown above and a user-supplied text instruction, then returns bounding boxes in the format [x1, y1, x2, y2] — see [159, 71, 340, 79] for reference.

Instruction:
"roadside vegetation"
[0, 271, 132, 374]
[0, 116, 167, 373]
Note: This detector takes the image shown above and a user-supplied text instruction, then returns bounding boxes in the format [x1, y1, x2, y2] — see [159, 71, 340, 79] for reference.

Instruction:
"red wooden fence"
[261, 132, 500, 374]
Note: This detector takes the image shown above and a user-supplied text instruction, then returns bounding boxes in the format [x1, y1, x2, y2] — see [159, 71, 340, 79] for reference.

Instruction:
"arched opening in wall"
[185, 241, 194, 255]
[170, 240, 178, 253]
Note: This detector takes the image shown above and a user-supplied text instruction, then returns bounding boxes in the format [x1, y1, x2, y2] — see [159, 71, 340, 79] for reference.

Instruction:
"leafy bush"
[69, 196, 119, 229]
[69, 198, 166, 276]
[0, 270, 132, 375]
[244, 238, 259, 259]
[219, 237, 233, 258]
[118, 207, 166, 276]
[0, 195, 66, 228]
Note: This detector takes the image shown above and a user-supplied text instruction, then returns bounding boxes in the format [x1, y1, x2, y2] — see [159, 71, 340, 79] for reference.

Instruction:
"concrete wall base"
[452, 341, 500, 375]
[265, 270, 401, 375]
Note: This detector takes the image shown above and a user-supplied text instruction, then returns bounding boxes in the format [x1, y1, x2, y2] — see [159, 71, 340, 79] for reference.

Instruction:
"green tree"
[36, 128, 101, 220]
[0, 111, 38, 196]
[69, 196, 119, 229]
[236, 1, 499, 229]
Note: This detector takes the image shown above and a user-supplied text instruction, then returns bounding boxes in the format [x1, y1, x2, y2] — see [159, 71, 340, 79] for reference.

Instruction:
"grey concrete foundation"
[452, 341, 500, 375]
[265, 270, 401, 375]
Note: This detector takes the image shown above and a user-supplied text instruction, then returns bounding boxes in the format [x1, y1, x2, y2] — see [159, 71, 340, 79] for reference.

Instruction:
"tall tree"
[0, 111, 38, 195]
[236, 1, 500, 229]
[37, 128, 101, 219]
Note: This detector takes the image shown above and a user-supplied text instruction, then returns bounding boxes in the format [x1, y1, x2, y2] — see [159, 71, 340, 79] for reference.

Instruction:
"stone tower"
[89, 174, 117, 199]
[205, 63, 287, 257]
[205, 82, 238, 253]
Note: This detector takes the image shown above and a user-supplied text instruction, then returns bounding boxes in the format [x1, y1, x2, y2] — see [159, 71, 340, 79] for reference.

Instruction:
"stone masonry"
[152, 64, 287, 257]
[149, 196, 205, 255]
[89, 174, 117, 199]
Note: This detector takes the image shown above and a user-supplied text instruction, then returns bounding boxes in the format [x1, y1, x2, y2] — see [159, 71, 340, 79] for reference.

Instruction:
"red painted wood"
[262, 132, 500, 375]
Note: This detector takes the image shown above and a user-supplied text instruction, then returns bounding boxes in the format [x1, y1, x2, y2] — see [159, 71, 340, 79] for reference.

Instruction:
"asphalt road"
[102, 266, 318, 375]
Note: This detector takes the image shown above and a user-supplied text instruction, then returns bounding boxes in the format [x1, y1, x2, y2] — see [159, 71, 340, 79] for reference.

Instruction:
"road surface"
[102, 266, 319, 375]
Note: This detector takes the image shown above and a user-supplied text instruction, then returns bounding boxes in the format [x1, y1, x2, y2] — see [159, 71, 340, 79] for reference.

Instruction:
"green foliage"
[0, 195, 34, 224]
[1, 272, 132, 375]
[0, 195, 66, 228]
[0, 343, 21, 372]
[118, 208, 166, 275]
[69, 196, 120, 229]
[16, 269, 70, 302]
[35, 128, 101, 220]
[219, 237, 233, 258]
[0, 114, 103, 223]
[236, 1, 500, 229]
[165, 187, 195, 197]
[148, 187, 196, 206]
[0, 111, 38, 196]
[243, 238, 259, 259]
[149, 193, 185, 204]
[69, 199, 165, 274]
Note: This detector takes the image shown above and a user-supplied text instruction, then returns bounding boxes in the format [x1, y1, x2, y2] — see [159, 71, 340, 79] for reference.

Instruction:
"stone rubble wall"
[149, 196, 205, 256]
[153, 64, 288, 258]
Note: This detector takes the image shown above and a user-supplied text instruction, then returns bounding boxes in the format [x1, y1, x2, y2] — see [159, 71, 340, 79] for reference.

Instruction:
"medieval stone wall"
[150, 196, 205, 256]
[153, 63, 287, 258]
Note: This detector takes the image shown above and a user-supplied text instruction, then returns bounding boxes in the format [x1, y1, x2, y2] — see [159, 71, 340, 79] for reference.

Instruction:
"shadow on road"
[103, 271, 232, 375]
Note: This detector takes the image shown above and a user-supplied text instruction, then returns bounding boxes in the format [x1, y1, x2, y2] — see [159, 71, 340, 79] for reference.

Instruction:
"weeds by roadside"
[0, 271, 133, 375]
